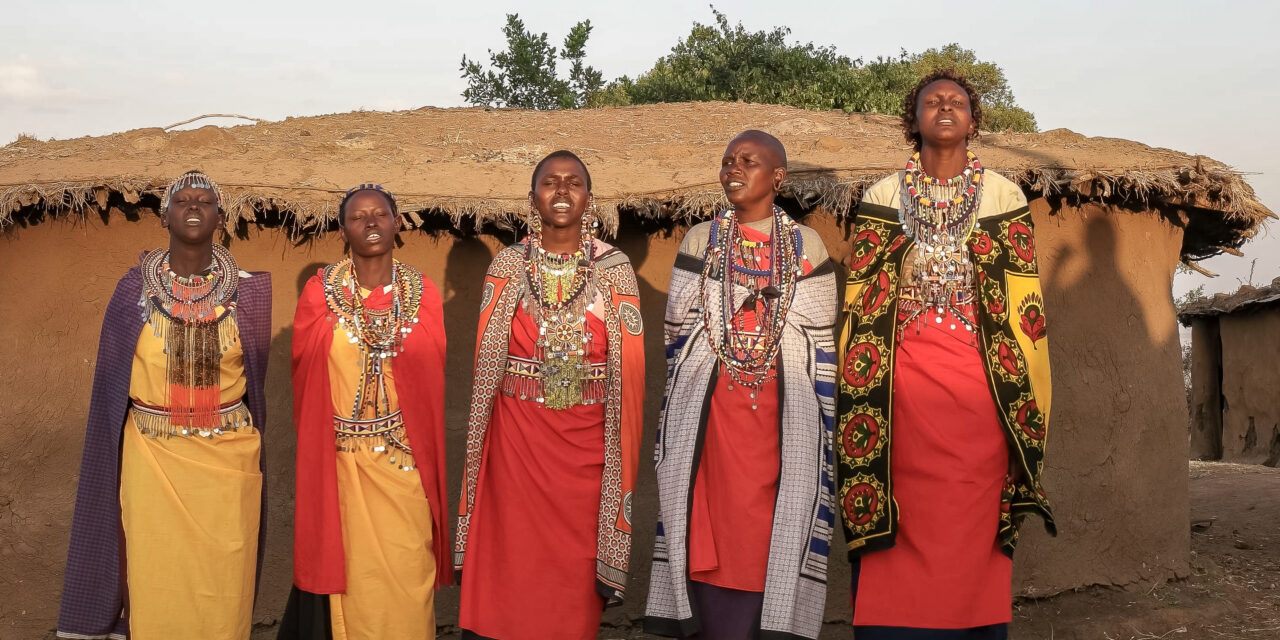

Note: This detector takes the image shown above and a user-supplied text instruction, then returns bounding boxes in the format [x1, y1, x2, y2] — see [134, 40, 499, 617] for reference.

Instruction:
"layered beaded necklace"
[324, 259, 424, 470]
[323, 259, 424, 414]
[699, 207, 804, 409]
[899, 151, 984, 331]
[138, 244, 241, 437]
[522, 216, 598, 410]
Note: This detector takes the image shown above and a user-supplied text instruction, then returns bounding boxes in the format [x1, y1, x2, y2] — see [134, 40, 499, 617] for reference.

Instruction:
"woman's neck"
[918, 144, 969, 179]
[539, 224, 582, 254]
[733, 199, 775, 225]
[351, 252, 394, 289]
[167, 241, 214, 278]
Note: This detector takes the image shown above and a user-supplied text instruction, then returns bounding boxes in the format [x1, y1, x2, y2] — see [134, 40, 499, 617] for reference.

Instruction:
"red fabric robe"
[290, 268, 454, 593]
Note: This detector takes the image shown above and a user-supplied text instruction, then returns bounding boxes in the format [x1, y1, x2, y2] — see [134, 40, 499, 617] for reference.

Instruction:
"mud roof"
[1179, 277, 1280, 323]
[1, 102, 1272, 260]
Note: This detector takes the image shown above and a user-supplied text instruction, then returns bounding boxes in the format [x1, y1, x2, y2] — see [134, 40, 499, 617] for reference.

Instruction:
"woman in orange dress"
[279, 183, 452, 640]
[58, 171, 271, 640]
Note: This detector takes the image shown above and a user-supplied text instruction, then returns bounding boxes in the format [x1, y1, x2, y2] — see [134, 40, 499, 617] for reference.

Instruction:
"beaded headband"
[161, 170, 225, 213]
[341, 183, 398, 213]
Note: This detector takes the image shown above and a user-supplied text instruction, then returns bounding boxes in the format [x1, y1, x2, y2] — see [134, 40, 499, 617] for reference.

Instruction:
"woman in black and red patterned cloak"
[454, 151, 645, 640]
[836, 70, 1056, 639]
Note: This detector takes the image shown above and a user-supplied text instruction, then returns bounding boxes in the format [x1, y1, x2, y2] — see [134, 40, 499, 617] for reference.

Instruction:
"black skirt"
[276, 586, 333, 640]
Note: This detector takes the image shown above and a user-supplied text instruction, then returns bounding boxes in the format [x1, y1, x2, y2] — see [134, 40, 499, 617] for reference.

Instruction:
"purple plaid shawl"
[56, 265, 272, 639]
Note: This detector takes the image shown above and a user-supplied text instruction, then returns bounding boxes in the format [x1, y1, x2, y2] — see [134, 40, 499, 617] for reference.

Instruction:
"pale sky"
[3, 0, 1277, 296]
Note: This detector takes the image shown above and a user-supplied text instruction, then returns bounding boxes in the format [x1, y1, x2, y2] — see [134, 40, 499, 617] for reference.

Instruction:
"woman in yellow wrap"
[58, 170, 272, 640]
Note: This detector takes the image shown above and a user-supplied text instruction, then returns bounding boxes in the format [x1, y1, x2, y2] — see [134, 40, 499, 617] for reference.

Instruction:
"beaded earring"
[580, 197, 599, 251]
[526, 199, 540, 226]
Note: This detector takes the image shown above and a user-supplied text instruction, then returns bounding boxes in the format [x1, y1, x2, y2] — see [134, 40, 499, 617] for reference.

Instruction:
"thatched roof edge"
[2, 164, 1272, 258]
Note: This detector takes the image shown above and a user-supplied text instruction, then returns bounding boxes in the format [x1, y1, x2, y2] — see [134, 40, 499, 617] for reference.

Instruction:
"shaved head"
[729, 129, 787, 169]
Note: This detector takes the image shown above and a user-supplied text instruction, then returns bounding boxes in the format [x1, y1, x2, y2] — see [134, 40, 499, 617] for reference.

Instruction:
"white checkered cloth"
[646, 234, 838, 640]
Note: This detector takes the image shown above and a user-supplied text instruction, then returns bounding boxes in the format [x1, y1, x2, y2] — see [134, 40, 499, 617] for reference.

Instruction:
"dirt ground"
[241, 461, 1280, 640]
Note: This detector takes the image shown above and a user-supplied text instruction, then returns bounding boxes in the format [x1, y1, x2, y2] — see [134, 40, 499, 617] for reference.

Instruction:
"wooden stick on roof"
[163, 114, 264, 131]
[1182, 260, 1219, 277]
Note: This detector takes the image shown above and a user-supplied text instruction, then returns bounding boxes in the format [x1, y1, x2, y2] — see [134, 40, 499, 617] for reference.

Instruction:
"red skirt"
[458, 310, 608, 640]
[688, 369, 780, 592]
[852, 309, 1011, 628]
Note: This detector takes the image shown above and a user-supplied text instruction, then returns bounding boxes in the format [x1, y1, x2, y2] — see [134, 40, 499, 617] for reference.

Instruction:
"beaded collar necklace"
[699, 206, 804, 408]
[140, 244, 239, 322]
[323, 259, 423, 362]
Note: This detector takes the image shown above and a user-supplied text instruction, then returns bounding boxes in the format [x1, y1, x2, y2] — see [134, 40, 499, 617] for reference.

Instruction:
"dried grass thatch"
[1, 102, 1271, 259]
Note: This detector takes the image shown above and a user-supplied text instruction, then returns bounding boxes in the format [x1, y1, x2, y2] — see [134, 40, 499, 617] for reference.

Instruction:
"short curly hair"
[901, 69, 983, 151]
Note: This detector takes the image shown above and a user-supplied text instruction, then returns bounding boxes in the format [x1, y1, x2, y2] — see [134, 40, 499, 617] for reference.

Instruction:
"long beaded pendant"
[900, 152, 983, 319]
[138, 245, 241, 437]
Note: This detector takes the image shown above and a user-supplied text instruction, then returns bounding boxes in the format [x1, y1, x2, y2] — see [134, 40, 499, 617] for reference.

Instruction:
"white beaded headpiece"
[161, 170, 225, 213]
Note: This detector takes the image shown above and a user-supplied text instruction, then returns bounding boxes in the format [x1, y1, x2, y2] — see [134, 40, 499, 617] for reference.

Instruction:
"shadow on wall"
[256, 259, 329, 624]
[1011, 200, 1190, 593]
[606, 219, 670, 627]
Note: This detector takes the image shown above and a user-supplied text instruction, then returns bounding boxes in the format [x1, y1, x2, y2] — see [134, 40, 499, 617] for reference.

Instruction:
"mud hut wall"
[1217, 309, 1280, 466]
[1005, 200, 1190, 593]
[1189, 318, 1224, 460]
[0, 199, 1192, 635]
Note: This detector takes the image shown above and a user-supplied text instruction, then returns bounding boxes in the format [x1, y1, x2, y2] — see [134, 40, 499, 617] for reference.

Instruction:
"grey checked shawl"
[645, 220, 838, 640]
[56, 265, 271, 640]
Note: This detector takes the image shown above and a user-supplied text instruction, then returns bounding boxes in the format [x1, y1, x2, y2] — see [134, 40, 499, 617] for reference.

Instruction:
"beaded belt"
[130, 399, 251, 439]
[333, 410, 417, 471]
[502, 355, 608, 405]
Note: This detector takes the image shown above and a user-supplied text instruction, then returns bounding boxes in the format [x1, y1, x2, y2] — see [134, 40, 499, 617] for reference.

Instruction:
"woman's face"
[720, 136, 784, 210]
[341, 190, 398, 259]
[914, 79, 975, 150]
[530, 156, 590, 232]
[164, 186, 222, 245]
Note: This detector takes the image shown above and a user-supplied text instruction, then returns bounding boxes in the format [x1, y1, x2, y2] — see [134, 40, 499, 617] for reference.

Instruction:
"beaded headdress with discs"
[137, 170, 243, 438]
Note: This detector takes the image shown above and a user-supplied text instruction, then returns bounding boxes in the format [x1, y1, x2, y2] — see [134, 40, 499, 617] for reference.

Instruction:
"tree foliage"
[607, 10, 860, 111]
[460, 14, 603, 109]
[1174, 284, 1207, 310]
[460, 9, 1038, 134]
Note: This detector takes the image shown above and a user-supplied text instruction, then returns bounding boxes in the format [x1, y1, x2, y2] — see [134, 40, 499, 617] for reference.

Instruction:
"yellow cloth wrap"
[327, 314, 437, 640]
[119, 311, 261, 640]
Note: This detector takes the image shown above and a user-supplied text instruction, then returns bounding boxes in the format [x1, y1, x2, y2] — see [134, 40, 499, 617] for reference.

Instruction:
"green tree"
[460, 14, 604, 109]
[842, 51, 917, 115]
[461, 9, 1039, 134]
[1174, 284, 1207, 310]
[596, 9, 863, 112]
[593, 10, 1037, 133]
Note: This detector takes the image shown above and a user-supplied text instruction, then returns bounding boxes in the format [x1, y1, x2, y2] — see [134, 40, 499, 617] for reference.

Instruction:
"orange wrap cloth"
[289, 268, 453, 595]
[119, 309, 260, 639]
